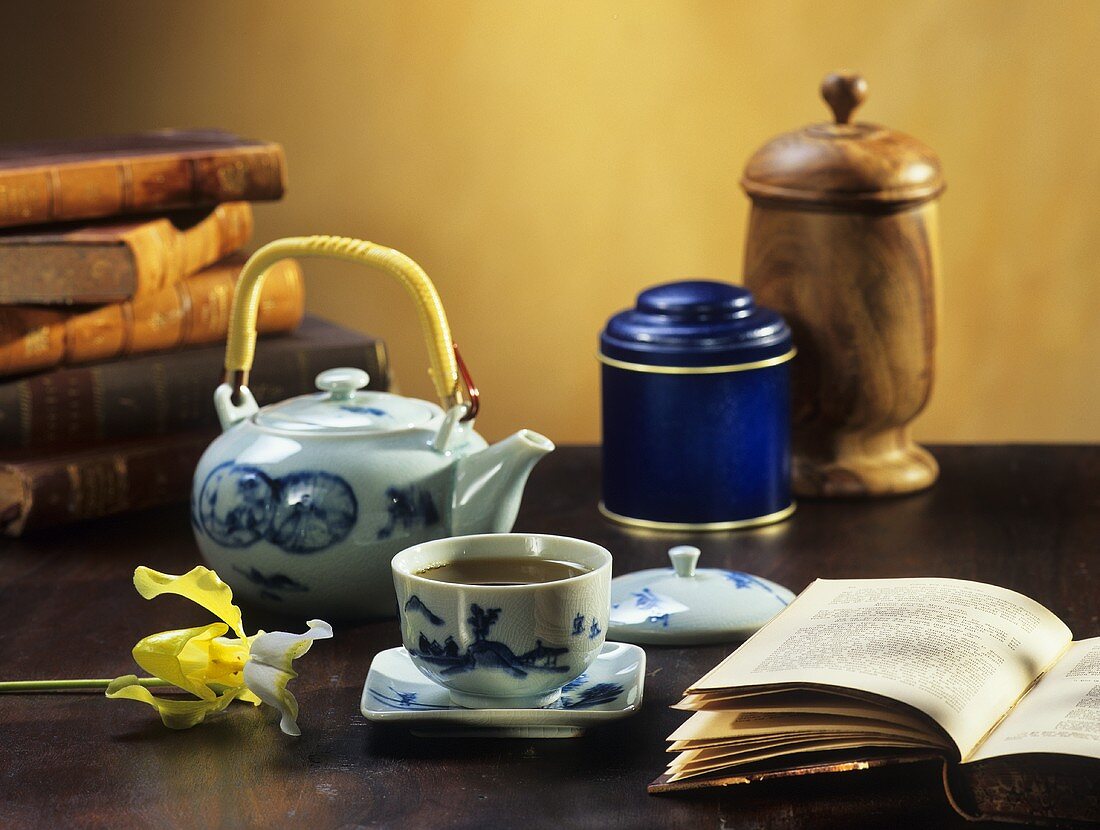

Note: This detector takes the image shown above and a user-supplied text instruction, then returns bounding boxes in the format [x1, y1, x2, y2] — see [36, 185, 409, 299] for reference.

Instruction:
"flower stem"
[0, 677, 173, 692]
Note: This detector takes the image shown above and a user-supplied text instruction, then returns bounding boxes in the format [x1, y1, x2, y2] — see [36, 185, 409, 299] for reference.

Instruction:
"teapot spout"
[452, 430, 555, 535]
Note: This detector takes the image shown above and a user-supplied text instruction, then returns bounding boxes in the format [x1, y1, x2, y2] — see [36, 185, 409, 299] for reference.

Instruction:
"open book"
[650, 578, 1100, 826]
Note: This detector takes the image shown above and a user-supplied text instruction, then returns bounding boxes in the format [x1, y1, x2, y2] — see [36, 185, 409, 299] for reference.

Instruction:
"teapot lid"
[255, 367, 440, 433]
[600, 280, 791, 368]
[741, 71, 944, 212]
[607, 546, 795, 645]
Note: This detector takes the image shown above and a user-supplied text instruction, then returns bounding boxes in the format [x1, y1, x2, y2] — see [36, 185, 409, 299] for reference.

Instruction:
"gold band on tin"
[598, 501, 796, 532]
[596, 348, 796, 375]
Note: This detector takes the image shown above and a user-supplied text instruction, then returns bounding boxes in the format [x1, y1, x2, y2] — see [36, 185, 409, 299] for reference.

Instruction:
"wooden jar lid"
[741, 71, 944, 212]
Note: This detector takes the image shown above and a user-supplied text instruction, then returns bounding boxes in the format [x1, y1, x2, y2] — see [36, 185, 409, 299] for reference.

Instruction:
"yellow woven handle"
[224, 236, 461, 407]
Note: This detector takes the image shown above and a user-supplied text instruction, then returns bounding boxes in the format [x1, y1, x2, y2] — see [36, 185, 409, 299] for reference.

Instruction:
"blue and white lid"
[608, 546, 795, 645]
[255, 367, 440, 432]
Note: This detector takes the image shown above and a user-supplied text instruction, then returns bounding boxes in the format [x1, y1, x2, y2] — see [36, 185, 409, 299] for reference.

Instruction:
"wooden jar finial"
[820, 71, 867, 125]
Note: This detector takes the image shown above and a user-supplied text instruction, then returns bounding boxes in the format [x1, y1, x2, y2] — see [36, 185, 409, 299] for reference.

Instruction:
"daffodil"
[104, 565, 332, 736]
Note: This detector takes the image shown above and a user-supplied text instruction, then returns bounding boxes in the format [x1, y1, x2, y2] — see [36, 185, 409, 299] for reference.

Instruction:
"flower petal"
[243, 619, 333, 736]
[133, 566, 246, 639]
[242, 662, 301, 735]
[106, 675, 243, 729]
[205, 636, 252, 687]
[247, 619, 333, 671]
[132, 623, 229, 700]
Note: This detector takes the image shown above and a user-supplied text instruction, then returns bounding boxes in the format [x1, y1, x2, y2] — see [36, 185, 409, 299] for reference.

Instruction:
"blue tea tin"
[599, 280, 794, 530]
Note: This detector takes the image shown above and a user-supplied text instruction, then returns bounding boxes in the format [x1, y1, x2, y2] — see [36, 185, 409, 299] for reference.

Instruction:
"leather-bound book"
[0, 203, 254, 304]
[0, 431, 215, 537]
[0, 316, 389, 449]
[0, 254, 304, 376]
[0, 129, 285, 229]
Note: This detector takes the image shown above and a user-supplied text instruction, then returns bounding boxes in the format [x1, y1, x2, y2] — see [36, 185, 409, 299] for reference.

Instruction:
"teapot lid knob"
[316, 367, 370, 401]
[668, 545, 701, 578]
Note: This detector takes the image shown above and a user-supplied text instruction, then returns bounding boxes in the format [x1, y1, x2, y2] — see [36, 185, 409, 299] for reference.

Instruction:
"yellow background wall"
[3, 1, 1098, 442]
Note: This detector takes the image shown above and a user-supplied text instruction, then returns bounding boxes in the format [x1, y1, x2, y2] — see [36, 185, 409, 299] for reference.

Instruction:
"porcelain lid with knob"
[741, 71, 945, 212]
[607, 546, 795, 645]
[254, 367, 442, 433]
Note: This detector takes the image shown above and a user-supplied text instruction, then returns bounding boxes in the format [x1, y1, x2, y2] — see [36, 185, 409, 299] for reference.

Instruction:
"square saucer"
[360, 641, 646, 738]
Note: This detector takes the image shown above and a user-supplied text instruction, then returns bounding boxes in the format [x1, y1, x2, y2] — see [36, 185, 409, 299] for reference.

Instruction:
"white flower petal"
[243, 661, 301, 736]
[243, 619, 333, 736]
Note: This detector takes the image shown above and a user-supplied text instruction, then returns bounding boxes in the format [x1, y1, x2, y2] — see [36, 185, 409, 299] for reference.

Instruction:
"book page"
[675, 690, 938, 731]
[689, 578, 1072, 757]
[671, 735, 931, 768]
[666, 736, 933, 781]
[668, 710, 934, 742]
[968, 637, 1100, 762]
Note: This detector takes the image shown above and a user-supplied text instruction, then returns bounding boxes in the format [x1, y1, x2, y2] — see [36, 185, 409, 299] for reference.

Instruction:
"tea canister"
[599, 279, 793, 531]
[741, 71, 945, 497]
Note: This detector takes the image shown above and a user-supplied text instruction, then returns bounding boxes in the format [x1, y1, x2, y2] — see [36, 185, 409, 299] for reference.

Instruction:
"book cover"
[0, 129, 285, 228]
[0, 203, 254, 304]
[0, 316, 389, 449]
[0, 254, 304, 376]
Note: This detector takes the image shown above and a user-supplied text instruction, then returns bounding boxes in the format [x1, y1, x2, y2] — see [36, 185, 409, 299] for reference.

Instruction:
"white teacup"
[391, 533, 612, 708]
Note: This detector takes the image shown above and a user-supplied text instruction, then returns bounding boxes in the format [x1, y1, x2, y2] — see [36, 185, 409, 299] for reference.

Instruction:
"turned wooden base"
[792, 429, 939, 497]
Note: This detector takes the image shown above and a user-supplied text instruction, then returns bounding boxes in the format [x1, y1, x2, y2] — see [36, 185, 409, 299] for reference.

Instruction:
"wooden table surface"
[1, 445, 1097, 829]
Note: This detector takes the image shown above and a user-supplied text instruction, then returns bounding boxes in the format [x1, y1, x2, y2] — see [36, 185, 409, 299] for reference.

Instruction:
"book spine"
[0, 146, 285, 228]
[0, 259, 305, 376]
[0, 432, 216, 537]
[125, 202, 256, 296]
[0, 335, 390, 449]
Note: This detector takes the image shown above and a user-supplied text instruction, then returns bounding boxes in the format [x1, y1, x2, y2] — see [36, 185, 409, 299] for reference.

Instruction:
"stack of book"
[0, 130, 388, 536]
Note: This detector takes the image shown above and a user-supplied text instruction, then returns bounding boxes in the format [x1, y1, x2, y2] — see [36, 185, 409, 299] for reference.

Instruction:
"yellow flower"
[106, 565, 332, 735]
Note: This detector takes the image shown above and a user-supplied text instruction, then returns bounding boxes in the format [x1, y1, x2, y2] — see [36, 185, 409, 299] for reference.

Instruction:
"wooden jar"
[741, 72, 945, 497]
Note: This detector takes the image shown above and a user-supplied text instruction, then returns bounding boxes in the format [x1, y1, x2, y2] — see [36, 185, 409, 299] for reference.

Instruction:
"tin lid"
[607, 546, 795, 645]
[599, 280, 792, 368]
[741, 71, 944, 212]
[255, 367, 439, 433]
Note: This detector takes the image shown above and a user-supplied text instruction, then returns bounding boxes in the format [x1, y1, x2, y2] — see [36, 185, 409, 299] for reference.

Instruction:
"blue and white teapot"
[192, 236, 554, 618]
